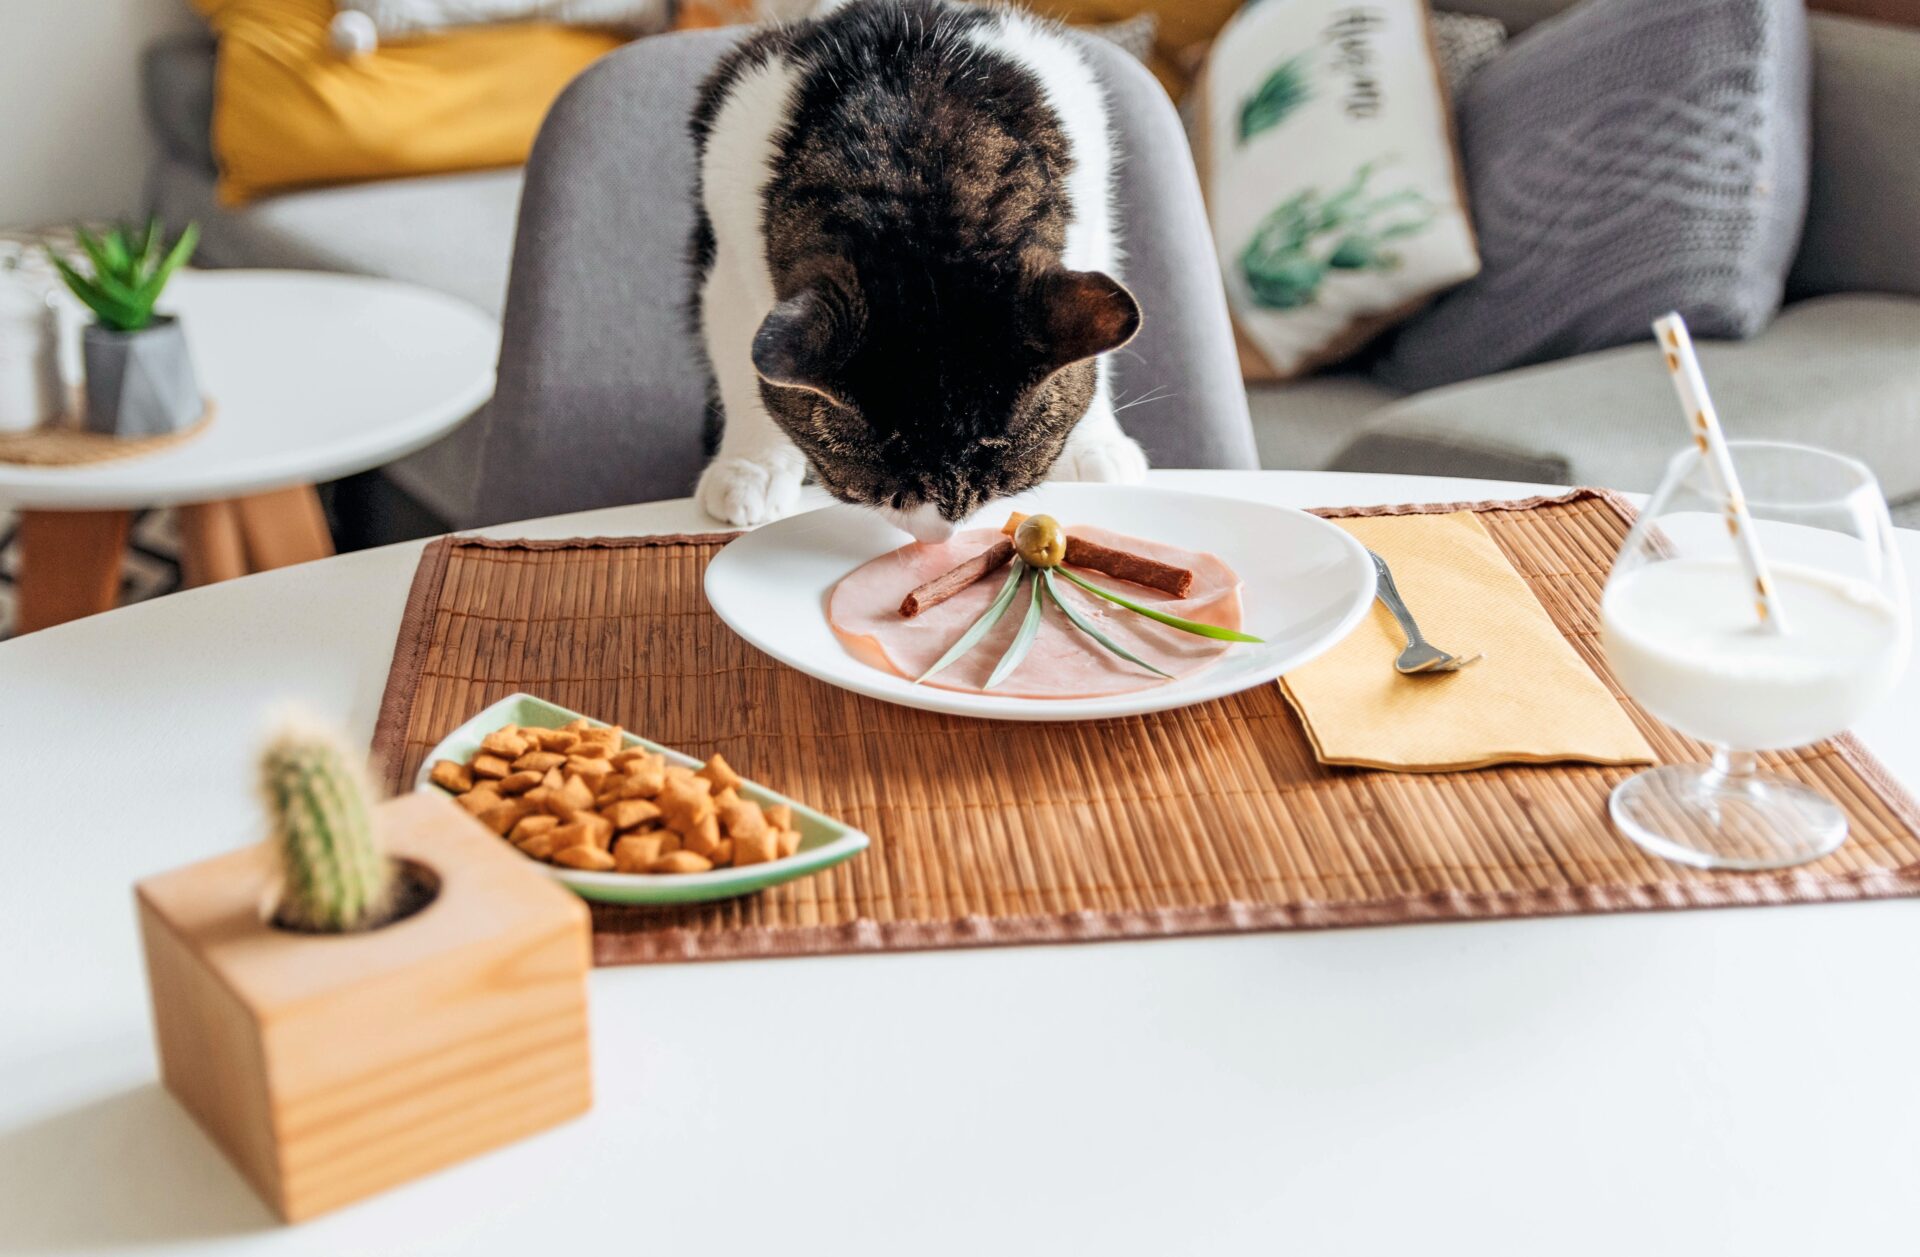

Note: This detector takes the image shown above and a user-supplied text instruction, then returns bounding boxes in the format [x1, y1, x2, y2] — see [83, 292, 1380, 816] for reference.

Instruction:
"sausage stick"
[899, 538, 1016, 618]
[1064, 536, 1195, 597]
[1000, 512, 1194, 597]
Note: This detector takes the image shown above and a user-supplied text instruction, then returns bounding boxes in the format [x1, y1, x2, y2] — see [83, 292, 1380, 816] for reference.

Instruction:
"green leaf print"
[1239, 52, 1314, 142]
[1239, 164, 1438, 310]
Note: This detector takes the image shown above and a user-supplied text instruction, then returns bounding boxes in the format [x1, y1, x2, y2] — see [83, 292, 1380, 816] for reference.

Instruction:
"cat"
[689, 0, 1149, 541]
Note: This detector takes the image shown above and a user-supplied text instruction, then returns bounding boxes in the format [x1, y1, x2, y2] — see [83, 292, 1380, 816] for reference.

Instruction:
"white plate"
[704, 483, 1376, 721]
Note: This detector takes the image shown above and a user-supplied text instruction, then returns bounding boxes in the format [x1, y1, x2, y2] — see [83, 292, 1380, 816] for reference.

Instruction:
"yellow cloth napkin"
[1278, 511, 1656, 773]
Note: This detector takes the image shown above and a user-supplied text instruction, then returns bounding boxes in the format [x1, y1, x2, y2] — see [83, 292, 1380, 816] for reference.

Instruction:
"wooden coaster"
[373, 490, 1920, 966]
[0, 399, 214, 466]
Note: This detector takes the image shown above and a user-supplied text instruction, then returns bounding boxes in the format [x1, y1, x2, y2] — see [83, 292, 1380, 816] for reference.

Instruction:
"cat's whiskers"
[1112, 386, 1172, 415]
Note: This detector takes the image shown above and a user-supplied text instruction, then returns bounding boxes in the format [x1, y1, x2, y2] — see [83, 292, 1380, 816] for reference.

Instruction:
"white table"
[1, 269, 497, 633]
[3, 470, 1915, 1256]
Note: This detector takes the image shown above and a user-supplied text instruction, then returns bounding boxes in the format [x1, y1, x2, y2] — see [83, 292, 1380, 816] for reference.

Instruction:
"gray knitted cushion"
[1375, 0, 1809, 393]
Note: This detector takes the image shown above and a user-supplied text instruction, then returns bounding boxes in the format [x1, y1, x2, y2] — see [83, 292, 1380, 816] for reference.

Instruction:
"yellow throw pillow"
[195, 0, 624, 204]
[1023, 0, 1241, 95]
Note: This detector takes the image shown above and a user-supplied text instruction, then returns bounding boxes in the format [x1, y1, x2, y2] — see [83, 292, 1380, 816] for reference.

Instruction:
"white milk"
[1602, 558, 1908, 751]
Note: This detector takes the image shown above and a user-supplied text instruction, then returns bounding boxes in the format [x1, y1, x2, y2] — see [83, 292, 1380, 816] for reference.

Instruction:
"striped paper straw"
[1653, 312, 1788, 634]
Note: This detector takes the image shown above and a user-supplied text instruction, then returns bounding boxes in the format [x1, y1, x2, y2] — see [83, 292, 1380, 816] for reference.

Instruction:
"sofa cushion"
[339, 0, 667, 39]
[151, 157, 520, 317]
[142, 33, 218, 174]
[1334, 294, 1920, 500]
[1025, 0, 1242, 94]
[1789, 15, 1920, 301]
[1376, 0, 1811, 392]
[1247, 373, 1402, 472]
[1194, 0, 1481, 382]
[193, 0, 622, 204]
[151, 156, 517, 525]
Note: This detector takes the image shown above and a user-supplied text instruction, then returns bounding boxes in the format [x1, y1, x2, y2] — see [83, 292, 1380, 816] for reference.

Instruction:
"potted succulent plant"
[47, 219, 201, 436]
[135, 724, 593, 1222]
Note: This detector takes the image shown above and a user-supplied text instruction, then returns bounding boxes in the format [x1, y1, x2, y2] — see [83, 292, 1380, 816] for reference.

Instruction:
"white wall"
[0, 0, 201, 228]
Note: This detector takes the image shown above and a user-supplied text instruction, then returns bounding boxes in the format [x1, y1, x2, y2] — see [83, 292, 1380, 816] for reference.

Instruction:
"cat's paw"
[697, 455, 804, 527]
[1053, 432, 1149, 484]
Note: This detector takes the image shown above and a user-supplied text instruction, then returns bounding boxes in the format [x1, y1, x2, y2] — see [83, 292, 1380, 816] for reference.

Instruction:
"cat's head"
[749, 261, 1140, 539]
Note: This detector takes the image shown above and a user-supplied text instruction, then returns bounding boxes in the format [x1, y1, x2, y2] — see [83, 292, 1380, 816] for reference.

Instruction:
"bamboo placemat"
[373, 489, 1920, 965]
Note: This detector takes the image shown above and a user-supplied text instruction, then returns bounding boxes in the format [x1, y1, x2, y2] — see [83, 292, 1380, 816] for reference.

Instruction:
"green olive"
[1014, 514, 1067, 569]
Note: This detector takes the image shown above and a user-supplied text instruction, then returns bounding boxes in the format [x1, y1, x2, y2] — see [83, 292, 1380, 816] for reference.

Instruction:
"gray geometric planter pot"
[82, 316, 202, 437]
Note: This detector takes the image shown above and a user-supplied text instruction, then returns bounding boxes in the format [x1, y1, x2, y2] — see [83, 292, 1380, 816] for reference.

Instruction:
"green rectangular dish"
[413, 693, 869, 904]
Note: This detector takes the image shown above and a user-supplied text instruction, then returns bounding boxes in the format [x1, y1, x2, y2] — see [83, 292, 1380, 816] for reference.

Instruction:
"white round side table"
[0, 269, 497, 633]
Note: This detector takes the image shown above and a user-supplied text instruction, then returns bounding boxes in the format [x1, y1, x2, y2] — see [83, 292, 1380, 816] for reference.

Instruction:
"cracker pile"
[429, 719, 801, 874]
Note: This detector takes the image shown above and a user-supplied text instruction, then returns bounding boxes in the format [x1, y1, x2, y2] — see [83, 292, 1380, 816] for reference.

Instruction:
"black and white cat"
[689, 0, 1148, 540]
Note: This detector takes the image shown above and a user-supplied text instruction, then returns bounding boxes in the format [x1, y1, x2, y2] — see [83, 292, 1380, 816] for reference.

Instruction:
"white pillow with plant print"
[1197, 0, 1480, 381]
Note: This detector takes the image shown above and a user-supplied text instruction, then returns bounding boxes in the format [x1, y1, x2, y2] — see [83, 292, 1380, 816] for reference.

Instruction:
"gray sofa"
[1252, 2, 1920, 523]
[145, 0, 1920, 532]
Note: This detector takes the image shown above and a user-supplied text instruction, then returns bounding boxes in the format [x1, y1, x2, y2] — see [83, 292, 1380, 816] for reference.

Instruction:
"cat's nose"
[883, 503, 957, 543]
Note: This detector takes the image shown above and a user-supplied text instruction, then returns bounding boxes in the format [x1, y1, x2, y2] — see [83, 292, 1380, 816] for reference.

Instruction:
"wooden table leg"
[14, 509, 131, 634]
[232, 485, 335, 572]
[177, 501, 249, 587]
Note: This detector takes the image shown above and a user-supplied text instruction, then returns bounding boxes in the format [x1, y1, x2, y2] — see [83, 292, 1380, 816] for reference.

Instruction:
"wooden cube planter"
[136, 791, 593, 1222]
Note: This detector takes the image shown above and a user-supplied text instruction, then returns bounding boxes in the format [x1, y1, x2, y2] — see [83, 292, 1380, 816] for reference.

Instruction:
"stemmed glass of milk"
[1603, 441, 1910, 869]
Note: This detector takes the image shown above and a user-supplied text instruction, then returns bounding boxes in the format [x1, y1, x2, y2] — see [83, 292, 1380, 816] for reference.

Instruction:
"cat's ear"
[1034, 270, 1141, 372]
[752, 285, 859, 407]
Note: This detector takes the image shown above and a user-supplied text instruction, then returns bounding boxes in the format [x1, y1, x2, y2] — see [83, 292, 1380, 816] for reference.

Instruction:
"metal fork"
[1368, 551, 1483, 675]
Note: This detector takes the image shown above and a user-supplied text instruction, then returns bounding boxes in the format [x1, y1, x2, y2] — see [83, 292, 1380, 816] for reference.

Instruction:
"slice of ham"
[828, 524, 1245, 699]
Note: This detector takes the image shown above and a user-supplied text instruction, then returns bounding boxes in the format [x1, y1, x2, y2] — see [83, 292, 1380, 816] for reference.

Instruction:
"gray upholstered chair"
[467, 27, 1255, 528]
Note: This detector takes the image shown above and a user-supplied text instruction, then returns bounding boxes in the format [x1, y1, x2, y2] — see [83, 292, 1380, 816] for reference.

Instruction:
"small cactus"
[262, 724, 395, 933]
